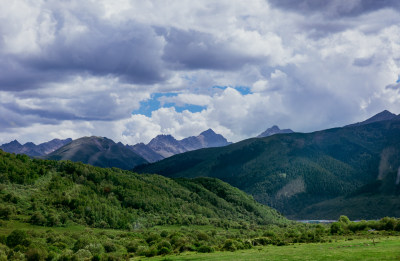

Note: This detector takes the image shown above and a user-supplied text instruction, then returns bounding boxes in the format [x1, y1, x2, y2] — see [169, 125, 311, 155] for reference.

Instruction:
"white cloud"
[1, 0, 400, 146]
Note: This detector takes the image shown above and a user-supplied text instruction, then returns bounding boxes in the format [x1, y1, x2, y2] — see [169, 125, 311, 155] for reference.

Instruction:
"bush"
[74, 249, 92, 260]
[6, 229, 30, 248]
[126, 241, 138, 253]
[103, 242, 116, 253]
[0, 205, 13, 220]
[330, 222, 343, 235]
[144, 246, 158, 257]
[158, 247, 171, 255]
[73, 238, 89, 252]
[25, 248, 48, 261]
[197, 245, 214, 253]
[30, 212, 47, 226]
[222, 239, 236, 251]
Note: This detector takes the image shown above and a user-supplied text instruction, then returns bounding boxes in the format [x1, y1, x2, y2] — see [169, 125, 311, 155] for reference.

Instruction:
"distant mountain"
[147, 135, 187, 158]
[135, 115, 400, 220]
[180, 129, 231, 151]
[44, 136, 147, 170]
[346, 110, 398, 127]
[0, 138, 72, 157]
[127, 143, 164, 163]
[139, 129, 231, 160]
[257, 125, 294, 138]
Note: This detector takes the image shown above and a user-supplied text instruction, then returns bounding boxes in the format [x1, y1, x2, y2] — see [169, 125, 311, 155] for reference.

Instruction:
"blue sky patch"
[397, 75, 400, 83]
[212, 85, 252, 95]
[133, 92, 207, 116]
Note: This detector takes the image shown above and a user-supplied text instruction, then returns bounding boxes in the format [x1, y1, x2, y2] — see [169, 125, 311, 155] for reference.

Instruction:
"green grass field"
[141, 237, 400, 261]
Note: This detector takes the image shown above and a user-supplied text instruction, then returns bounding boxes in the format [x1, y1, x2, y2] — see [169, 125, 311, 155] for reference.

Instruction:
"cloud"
[1, 0, 400, 146]
[0, 0, 166, 91]
[268, 0, 400, 18]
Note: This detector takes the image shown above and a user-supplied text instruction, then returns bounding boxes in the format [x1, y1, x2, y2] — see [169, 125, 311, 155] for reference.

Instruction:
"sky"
[1, 0, 400, 145]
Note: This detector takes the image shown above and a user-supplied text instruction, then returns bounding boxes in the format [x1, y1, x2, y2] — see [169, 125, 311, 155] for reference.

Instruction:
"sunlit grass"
[141, 237, 400, 261]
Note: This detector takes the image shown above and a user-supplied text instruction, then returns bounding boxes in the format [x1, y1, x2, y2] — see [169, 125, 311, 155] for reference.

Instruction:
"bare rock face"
[257, 125, 294, 138]
[126, 143, 164, 163]
[181, 129, 231, 151]
[147, 135, 187, 158]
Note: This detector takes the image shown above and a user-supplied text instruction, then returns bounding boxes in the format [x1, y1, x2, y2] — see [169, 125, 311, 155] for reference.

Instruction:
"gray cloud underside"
[160, 28, 262, 70]
[268, 0, 400, 17]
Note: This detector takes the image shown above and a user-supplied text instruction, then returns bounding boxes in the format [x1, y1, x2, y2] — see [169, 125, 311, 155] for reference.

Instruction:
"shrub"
[157, 240, 172, 251]
[338, 215, 350, 225]
[0, 205, 13, 220]
[30, 212, 47, 226]
[103, 242, 116, 253]
[74, 249, 92, 260]
[126, 241, 138, 253]
[73, 238, 89, 252]
[160, 230, 168, 238]
[145, 246, 158, 257]
[6, 229, 30, 248]
[222, 239, 236, 251]
[197, 245, 214, 253]
[330, 222, 343, 235]
[25, 248, 48, 261]
[158, 247, 171, 255]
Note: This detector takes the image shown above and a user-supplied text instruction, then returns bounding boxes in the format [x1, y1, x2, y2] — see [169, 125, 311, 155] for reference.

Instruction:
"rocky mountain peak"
[346, 110, 397, 127]
[257, 125, 294, 138]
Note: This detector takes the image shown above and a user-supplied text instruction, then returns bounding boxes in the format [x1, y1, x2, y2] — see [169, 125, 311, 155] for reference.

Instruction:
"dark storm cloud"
[2, 90, 134, 122]
[160, 28, 261, 71]
[268, 0, 400, 18]
[0, 14, 166, 91]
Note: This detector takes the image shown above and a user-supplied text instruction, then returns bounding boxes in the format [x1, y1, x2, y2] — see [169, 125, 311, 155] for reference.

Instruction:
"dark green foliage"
[103, 242, 116, 253]
[30, 212, 47, 226]
[25, 248, 48, 261]
[135, 118, 400, 219]
[6, 229, 29, 248]
[197, 245, 214, 253]
[0, 149, 286, 230]
[125, 241, 138, 253]
[330, 222, 343, 235]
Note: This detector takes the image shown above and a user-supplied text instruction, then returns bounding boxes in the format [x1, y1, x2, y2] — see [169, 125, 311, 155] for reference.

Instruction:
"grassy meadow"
[141, 237, 400, 261]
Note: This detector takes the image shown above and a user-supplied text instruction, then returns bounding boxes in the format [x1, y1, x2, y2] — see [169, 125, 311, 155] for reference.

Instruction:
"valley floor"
[141, 237, 400, 261]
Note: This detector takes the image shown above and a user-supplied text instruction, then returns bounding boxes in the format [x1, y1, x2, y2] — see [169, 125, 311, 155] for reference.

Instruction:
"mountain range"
[3, 111, 400, 220]
[1, 129, 232, 166]
[0, 138, 72, 157]
[143, 129, 231, 160]
[134, 111, 400, 220]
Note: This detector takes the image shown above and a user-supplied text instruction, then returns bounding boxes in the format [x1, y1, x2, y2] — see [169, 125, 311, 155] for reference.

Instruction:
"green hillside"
[44, 136, 148, 170]
[134, 118, 400, 219]
[0, 150, 286, 230]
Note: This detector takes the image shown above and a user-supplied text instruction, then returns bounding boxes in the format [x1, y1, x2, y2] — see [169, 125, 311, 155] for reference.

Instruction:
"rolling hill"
[44, 136, 148, 170]
[0, 149, 287, 229]
[135, 112, 400, 219]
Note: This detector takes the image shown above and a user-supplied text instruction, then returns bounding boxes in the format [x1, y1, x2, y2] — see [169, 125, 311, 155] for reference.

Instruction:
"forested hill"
[134, 117, 400, 219]
[0, 150, 287, 229]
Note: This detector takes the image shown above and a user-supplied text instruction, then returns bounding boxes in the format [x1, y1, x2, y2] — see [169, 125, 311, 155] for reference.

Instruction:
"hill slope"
[0, 149, 287, 229]
[44, 136, 147, 170]
[135, 115, 400, 219]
